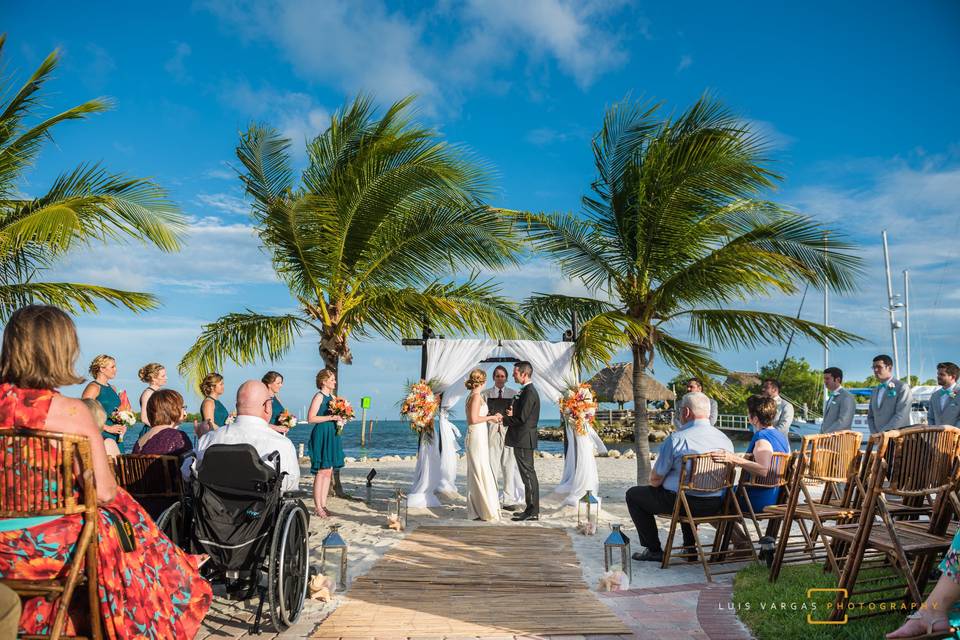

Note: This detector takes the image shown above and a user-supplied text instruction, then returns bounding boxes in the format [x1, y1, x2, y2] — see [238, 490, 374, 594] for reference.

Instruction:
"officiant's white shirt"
[483, 385, 518, 400]
[183, 415, 300, 492]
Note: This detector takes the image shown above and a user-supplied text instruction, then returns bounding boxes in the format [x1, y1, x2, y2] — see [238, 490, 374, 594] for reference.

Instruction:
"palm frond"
[178, 311, 315, 389]
[0, 282, 157, 320]
[521, 293, 619, 330]
[676, 308, 862, 350]
[522, 212, 623, 290]
[652, 330, 727, 378]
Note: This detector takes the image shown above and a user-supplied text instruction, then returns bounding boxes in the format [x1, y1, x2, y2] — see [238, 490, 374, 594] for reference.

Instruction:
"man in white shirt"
[929, 362, 960, 427]
[483, 365, 524, 511]
[186, 380, 301, 493]
[762, 378, 795, 435]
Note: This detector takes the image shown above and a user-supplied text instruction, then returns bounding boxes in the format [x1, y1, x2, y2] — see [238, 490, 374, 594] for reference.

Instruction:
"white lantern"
[320, 524, 348, 590]
[578, 490, 601, 533]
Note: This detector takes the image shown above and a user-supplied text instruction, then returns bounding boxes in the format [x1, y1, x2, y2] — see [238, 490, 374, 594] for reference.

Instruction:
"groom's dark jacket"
[503, 383, 540, 450]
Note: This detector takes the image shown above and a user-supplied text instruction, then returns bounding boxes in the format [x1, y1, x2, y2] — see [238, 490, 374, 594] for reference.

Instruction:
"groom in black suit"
[502, 361, 540, 521]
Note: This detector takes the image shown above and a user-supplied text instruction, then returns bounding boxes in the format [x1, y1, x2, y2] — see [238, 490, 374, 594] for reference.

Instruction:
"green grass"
[732, 562, 912, 639]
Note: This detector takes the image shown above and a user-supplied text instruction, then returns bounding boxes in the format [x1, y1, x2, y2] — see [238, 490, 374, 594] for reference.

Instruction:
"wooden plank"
[312, 525, 631, 638]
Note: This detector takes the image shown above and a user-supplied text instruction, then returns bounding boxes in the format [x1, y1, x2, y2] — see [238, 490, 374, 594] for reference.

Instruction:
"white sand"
[296, 452, 716, 622]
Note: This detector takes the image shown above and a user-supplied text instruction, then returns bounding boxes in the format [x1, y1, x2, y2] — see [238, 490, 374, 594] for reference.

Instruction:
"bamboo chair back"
[0, 427, 102, 639]
[883, 426, 960, 498]
[679, 454, 735, 493]
[740, 452, 792, 489]
[0, 428, 94, 517]
[115, 454, 182, 499]
[803, 431, 862, 483]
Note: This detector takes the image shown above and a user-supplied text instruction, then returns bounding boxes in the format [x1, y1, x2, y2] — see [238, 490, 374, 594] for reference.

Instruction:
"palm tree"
[179, 94, 530, 387]
[0, 36, 185, 318]
[522, 96, 863, 484]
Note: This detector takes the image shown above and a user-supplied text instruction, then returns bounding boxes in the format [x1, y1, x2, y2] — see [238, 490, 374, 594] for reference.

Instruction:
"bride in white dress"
[464, 369, 502, 521]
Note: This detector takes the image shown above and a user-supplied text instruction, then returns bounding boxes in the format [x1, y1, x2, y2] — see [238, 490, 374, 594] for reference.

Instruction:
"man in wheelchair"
[162, 381, 310, 633]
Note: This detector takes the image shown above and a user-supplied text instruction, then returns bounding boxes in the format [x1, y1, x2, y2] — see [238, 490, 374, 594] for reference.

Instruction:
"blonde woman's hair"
[81, 398, 107, 429]
[88, 354, 116, 378]
[0, 305, 85, 388]
[138, 362, 165, 384]
[464, 368, 487, 390]
[200, 372, 223, 396]
[316, 368, 335, 389]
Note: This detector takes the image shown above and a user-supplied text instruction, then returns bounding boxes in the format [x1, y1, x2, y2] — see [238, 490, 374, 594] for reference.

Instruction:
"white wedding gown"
[466, 400, 501, 521]
[552, 419, 608, 506]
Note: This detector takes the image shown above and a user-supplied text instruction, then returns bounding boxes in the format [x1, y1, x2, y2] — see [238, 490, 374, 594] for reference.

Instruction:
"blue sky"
[5, 0, 960, 418]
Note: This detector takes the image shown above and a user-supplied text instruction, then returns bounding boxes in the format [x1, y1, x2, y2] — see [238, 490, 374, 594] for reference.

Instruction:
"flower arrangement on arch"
[559, 383, 598, 436]
[400, 380, 440, 442]
[328, 397, 355, 435]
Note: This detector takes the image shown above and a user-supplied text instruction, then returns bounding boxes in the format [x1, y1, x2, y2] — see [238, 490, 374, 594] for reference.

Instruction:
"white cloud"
[195, 192, 250, 216]
[201, 0, 632, 111]
[525, 128, 570, 146]
[676, 54, 693, 72]
[220, 81, 330, 154]
[164, 41, 192, 82]
[741, 118, 794, 150]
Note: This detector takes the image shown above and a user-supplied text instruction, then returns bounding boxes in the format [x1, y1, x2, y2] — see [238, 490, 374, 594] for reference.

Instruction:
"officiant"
[483, 365, 524, 512]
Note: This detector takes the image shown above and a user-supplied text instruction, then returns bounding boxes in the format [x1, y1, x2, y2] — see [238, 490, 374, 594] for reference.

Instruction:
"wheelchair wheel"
[156, 500, 186, 546]
[267, 501, 309, 632]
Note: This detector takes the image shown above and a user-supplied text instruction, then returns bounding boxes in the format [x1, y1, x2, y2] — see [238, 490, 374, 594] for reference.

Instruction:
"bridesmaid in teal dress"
[308, 369, 344, 518]
[81, 354, 125, 456]
[197, 373, 229, 438]
[262, 371, 290, 434]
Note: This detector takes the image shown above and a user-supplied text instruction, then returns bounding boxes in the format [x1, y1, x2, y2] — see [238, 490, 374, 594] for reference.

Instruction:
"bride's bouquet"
[328, 397, 355, 435]
[400, 380, 439, 442]
[559, 383, 598, 436]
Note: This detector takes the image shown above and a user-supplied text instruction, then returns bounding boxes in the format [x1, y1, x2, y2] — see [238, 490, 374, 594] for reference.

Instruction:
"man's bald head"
[237, 379, 272, 420]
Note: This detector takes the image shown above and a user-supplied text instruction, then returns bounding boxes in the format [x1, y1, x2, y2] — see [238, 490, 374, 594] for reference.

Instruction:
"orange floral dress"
[0, 384, 212, 638]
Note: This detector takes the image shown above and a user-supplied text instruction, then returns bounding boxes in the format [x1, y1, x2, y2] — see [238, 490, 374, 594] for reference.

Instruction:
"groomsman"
[483, 365, 523, 511]
[672, 378, 718, 428]
[867, 354, 913, 433]
[762, 378, 794, 435]
[928, 362, 960, 426]
[820, 367, 855, 433]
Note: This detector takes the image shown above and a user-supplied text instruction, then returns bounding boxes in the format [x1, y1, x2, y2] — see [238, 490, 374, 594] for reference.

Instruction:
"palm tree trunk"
[632, 345, 652, 485]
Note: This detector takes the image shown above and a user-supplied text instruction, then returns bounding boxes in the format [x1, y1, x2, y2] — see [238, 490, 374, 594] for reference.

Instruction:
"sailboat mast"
[882, 230, 901, 377]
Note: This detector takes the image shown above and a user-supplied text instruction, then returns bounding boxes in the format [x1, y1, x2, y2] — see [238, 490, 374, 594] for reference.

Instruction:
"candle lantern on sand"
[320, 524, 348, 590]
[578, 490, 601, 534]
[604, 523, 631, 582]
[394, 489, 408, 529]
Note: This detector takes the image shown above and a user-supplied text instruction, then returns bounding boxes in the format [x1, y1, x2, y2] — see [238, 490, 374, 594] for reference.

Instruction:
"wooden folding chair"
[0, 428, 102, 640]
[820, 426, 960, 621]
[767, 430, 863, 581]
[661, 453, 756, 581]
[736, 451, 794, 541]
[114, 454, 183, 520]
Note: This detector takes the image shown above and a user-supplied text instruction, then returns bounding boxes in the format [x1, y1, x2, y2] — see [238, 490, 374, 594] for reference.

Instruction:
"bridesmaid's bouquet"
[112, 390, 136, 442]
[328, 397, 355, 435]
[559, 383, 598, 436]
[400, 380, 439, 442]
[278, 410, 298, 430]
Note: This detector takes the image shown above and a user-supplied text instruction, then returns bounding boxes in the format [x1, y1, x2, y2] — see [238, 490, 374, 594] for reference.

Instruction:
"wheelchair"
[157, 443, 310, 634]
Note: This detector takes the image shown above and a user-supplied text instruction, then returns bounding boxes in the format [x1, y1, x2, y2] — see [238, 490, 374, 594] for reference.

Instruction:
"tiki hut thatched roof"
[585, 362, 676, 404]
[725, 371, 761, 387]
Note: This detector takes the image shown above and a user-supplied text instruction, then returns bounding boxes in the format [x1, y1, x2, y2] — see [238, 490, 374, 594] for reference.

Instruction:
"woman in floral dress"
[0, 305, 212, 638]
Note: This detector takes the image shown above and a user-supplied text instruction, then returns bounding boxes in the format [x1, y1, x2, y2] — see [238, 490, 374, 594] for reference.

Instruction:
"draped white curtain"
[498, 340, 575, 403]
[406, 339, 498, 508]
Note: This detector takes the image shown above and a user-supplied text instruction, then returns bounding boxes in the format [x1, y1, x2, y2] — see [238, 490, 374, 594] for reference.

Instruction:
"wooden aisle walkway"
[312, 525, 633, 638]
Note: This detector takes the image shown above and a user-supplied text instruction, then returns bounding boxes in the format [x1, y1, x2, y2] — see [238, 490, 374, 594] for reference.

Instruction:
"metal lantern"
[394, 489, 408, 529]
[578, 490, 601, 533]
[320, 524, 348, 590]
[604, 523, 631, 581]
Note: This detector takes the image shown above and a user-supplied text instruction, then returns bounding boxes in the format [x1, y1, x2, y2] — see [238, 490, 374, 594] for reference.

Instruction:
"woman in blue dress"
[710, 395, 790, 544]
[262, 370, 289, 434]
[81, 354, 126, 456]
[197, 372, 229, 438]
[307, 369, 344, 518]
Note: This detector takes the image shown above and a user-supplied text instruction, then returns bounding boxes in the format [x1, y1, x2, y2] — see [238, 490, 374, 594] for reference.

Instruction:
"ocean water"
[117, 419, 756, 456]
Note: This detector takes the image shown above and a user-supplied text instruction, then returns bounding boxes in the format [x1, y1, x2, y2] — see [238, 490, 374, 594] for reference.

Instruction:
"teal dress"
[309, 393, 344, 473]
[269, 396, 285, 425]
[205, 396, 229, 427]
[95, 382, 122, 442]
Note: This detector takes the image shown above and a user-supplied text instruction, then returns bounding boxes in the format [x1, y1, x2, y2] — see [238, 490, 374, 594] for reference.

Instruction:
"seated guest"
[134, 389, 192, 457]
[81, 397, 119, 458]
[188, 380, 300, 493]
[0, 305, 211, 638]
[711, 395, 790, 513]
[625, 392, 733, 562]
